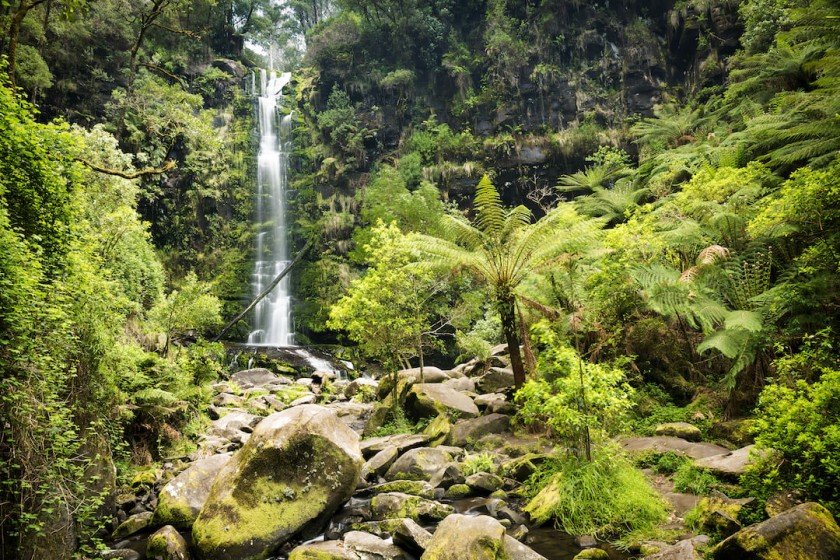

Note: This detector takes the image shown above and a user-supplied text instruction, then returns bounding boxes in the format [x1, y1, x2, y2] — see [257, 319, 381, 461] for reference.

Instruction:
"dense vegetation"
[1, 0, 838, 558]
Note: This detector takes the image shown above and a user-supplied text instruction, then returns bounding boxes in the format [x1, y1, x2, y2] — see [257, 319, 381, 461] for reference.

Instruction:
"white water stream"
[248, 69, 294, 346]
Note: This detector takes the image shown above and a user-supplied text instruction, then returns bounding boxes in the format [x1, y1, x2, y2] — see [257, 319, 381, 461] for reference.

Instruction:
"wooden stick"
[213, 239, 314, 342]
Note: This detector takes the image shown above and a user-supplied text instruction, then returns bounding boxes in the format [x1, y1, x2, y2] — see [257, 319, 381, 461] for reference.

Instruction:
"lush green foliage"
[744, 339, 840, 513]
[516, 322, 634, 453]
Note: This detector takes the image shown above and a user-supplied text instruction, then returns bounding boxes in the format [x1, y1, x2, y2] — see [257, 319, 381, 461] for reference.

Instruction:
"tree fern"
[407, 176, 602, 388]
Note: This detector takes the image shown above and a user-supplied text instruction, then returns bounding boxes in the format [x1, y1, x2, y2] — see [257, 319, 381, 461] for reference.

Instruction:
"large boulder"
[421, 514, 508, 559]
[713, 502, 840, 560]
[153, 453, 231, 528]
[385, 447, 454, 481]
[448, 414, 511, 447]
[406, 384, 479, 419]
[192, 405, 363, 560]
[476, 368, 515, 393]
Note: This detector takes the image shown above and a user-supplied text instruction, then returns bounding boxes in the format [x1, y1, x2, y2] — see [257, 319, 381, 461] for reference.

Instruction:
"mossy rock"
[153, 453, 231, 528]
[444, 484, 473, 499]
[287, 541, 358, 559]
[146, 525, 189, 560]
[192, 405, 363, 560]
[112, 512, 153, 540]
[573, 549, 609, 559]
[370, 492, 453, 522]
[654, 422, 702, 442]
[368, 480, 435, 498]
[713, 502, 840, 560]
[424, 414, 451, 447]
[420, 514, 508, 559]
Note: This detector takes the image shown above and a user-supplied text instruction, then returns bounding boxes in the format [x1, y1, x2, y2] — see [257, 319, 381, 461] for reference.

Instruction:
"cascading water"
[248, 69, 294, 346]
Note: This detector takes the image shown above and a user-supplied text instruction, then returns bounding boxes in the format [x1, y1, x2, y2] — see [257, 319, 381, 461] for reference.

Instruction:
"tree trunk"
[499, 295, 526, 388]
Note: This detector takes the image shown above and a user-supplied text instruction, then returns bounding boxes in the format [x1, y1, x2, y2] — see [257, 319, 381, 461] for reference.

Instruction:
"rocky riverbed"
[100, 346, 840, 560]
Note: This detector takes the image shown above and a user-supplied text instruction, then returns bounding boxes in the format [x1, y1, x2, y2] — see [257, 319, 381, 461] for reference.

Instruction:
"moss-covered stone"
[713, 502, 840, 560]
[370, 492, 453, 522]
[287, 541, 358, 560]
[368, 479, 435, 498]
[444, 484, 473, 499]
[424, 414, 451, 447]
[573, 549, 609, 559]
[654, 422, 702, 442]
[146, 525, 189, 560]
[420, 514, 509, 559]
[192, 405, 363, 560]
[112, 511, 153, 540]
[153, 453, 231, 528]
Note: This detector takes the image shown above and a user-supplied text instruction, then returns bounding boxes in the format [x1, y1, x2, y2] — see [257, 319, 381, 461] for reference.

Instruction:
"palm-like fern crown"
[408, 175, 599, 297]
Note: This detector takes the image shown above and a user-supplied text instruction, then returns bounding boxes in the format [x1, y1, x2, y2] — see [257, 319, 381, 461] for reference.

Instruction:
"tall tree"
[409, 175, 600, 389]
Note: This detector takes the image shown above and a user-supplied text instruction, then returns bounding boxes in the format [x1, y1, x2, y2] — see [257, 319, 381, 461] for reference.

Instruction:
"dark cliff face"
[297, 0, 742, 199]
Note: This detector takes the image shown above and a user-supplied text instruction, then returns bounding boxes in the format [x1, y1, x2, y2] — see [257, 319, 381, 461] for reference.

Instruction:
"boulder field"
[98, 348, 840, 560]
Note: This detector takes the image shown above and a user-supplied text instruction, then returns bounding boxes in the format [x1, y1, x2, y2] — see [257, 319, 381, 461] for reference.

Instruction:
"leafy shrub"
[461, 453, 496, 476]
[673, 463, 722, 495]
[524, 445, 667, 537]
[743, 362, 840, 514]
[516, 323, 634, 452]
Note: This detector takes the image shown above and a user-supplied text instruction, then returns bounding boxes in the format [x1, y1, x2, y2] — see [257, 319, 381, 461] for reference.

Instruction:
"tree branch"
[151, 21, 202, 40]
[77, 159, 176, 179]
[213, 239, 315, 342]
[139, 62, 186, 87]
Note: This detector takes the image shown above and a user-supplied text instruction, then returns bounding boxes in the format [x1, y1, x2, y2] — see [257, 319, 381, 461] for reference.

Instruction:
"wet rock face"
[713, 502, 840, 560]
[192, 405, 363, 560]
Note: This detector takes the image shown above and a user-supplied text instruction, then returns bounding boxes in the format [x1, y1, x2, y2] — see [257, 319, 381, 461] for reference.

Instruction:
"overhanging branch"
[77, 159, 176, 179]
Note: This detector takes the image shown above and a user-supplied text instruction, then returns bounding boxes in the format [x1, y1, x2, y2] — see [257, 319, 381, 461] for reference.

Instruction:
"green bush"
[523, 445, 667, 537]
[516, 323, 634, 452]
[673, 463, 722, 495]
[461, 453, 496, 476]
[744, 360, 840, 514]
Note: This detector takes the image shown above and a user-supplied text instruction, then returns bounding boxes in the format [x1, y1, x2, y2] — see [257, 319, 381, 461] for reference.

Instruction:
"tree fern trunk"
[499, 295, 526, 388]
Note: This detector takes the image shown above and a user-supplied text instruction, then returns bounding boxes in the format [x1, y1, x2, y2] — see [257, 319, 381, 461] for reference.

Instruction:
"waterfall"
[248, 69, 294, 346]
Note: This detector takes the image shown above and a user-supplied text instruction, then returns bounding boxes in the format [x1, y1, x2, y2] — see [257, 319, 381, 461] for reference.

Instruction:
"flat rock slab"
[663, 492, 702, 517]
[694, 445, 757, 477]
[231, 368, 287, 389]
[361, 434, 430, 458]
[621, 436, 729, 459]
